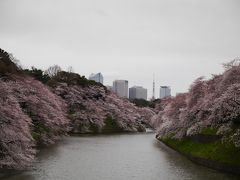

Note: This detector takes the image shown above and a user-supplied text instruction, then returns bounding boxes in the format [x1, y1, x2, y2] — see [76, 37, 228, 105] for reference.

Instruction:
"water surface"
[2, 133, 239, 180]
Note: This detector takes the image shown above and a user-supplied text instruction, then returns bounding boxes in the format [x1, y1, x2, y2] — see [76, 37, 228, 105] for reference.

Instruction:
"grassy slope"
[160, 128, 240, 167]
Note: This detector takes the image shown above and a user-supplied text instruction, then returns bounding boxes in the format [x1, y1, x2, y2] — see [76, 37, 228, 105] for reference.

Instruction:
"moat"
[2, 133, 238, 180]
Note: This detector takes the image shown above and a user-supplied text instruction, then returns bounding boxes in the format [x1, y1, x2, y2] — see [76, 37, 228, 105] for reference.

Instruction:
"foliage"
[210, 84, 240, 124]
[152, 60, 240, 148]
[53, 82, 155, 134]
[161, 137, 240, 166]
[47, 71, 103, 88]
[0, 48, 21, 76]
[31, 122, 50, 141]
[8, 76, 70, 145]
[222, 58, 240, 70]
[24, 67, 50, 83]
[0, 75, 70, 169]
[102, 116, 123, 133]
[129, 98, 160, 109]
[0, 48, 155, 170]
[44, 65, 62, 77]
[0, 80, 35, 170]
[200, 127, 218, 136]
[130, 99, 150, 107]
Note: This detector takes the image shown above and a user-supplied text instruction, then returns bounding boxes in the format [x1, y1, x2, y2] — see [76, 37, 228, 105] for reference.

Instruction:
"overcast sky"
[0, 0, 240, 98]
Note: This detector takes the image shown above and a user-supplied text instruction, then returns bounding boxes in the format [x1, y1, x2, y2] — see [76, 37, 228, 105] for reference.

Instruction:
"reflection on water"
[2, 133, 239, 180]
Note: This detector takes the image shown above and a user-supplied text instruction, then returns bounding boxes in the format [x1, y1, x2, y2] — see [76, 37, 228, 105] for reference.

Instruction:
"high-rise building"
[129, 86, 147, 100]
[113, 80, 128, 98]
[89, 73, 103, 84]
[160, 86, 171, 99]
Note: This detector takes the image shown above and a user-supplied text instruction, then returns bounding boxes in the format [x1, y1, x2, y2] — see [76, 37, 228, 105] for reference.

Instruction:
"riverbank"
[0, 49, 156, 170]
[150, 60, 240, 176]
[2, 134, 239, 180]
[158, 136, 240, 175]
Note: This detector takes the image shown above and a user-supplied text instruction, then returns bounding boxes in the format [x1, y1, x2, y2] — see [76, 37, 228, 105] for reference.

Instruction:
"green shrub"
[0, 49, 21, 75]
[102, 116, 123, 133]
[47, 71, 104, 88]
[32, 122, 50, 142]
[200, 127, 218, 135]
[24, 67, 50, 83]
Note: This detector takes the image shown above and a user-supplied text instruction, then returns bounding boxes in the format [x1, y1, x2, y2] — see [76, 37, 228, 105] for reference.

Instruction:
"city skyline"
[89, 72, 171, 99]
[0, 0, 240, 96]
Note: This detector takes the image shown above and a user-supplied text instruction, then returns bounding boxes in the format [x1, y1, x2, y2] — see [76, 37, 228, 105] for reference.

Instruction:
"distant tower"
[152, 73, 155, 100]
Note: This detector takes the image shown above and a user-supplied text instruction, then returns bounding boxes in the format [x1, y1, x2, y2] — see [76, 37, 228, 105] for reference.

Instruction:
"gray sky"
[0, 0, 240, 98]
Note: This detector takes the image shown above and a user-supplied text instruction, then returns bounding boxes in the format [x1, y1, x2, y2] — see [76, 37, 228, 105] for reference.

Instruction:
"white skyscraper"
[129, 86, 147, 100]
[160, 86, 171, 99]
[113, 80, 128, 98]
[89, 73, 103, 84]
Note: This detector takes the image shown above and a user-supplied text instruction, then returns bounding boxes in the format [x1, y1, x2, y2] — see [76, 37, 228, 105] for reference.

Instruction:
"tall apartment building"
[160, 86, 171, 99]
[89, 73, 103, 84]
[129, 86, 147, 100]
[113, 80, 128, 98]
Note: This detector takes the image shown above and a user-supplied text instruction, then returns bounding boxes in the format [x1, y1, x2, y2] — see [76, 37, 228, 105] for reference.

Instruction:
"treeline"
[152, 59, 240, 147]
[0, 49, 21, 75]
[151, 59, 240, 174]
[0, 48, 102, 87]
[130, 98, 160, 108]
[0, 48, 155, 170]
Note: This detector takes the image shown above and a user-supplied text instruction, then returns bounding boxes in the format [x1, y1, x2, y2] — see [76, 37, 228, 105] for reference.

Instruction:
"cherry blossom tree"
[8, 76, 70, 145]
[153, 60, 240, 146]
[0, 81, 35, 170]
[210, 84, 240, 124]
[53, 81, 155, 134]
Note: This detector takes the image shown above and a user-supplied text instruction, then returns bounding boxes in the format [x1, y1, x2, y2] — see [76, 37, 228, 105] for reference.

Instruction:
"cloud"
[95, 9, 108, 17]
[0, 0, 239, 97]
